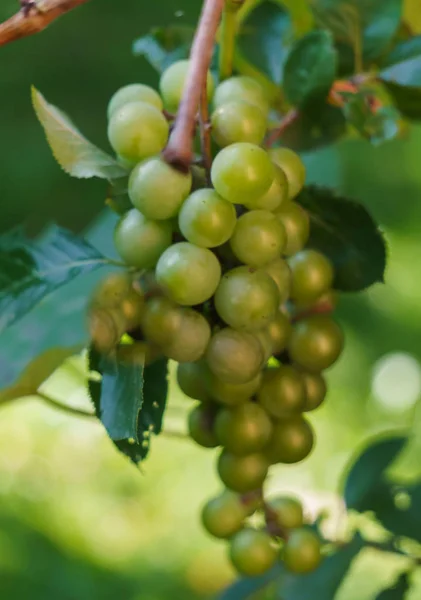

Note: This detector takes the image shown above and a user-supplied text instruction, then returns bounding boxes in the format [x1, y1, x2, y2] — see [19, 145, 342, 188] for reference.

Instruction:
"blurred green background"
[1, 0, 421, 598]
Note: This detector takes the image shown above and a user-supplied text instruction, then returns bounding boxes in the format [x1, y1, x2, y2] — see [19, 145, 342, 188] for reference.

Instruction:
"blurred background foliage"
[1, 0, 421, 598]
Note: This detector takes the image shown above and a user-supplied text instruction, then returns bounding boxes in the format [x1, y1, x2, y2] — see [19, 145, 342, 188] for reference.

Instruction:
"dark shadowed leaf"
[218, 566, 282, 600]
[342, 435, 407, 510]
[88, 349, 168, 463]
[237, 1, 291, 85]
[32, 88, 128, 180]
[384, 35, 421, 67]
[280, 533, 365, 600]
[283, 31, 338, 108]
[297, 186, 387, 291]
[376, 572, 411, 599]
[342, 91, 400, 144]
[0, 225, 107, 331]
[133, 25, 194, 73]
[380, 55, 421, 120]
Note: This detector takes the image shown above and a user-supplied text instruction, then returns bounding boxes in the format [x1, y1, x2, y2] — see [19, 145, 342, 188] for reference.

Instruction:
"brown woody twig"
[265, 109, 300, 148]
[198, 86, 212, 186]
[0, 0, 90, 47]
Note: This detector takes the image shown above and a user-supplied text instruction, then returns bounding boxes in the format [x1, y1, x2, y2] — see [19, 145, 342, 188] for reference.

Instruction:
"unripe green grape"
[188, 403, 219, 448]
[120, 288, 145, 330]
[229, 529, 277, 576]
[245, 165, 289, 212]
[142, 296, 183, 347]
[288, 250, 334, 305]
[265, 312, 292, 355]
[230, 210, 286, 267]
[156, 242, 221, 306]
[176, 361, 210, 401]
[267, 496, 304, 530]
[211, 101, 267, 147]
[254, 329, 274, 363]
[215, 402, 273, 455]
[211, 143, 275, 205]
[214, 267, 280, 331]
[289, 316, 344, 372]
[107, 101, 169, 162]
[206, 328, 264, 384]
[217, 450, 269, 493]
[268, 148, 306, 200]
[275, 203, 310, 256]
[265, 416, 314, 464]
[114, 209, 172, 269]
[201, 490, 247, 539]
[301, 371, 327, 412]
[128, 157, 192, 220]
[283, 528, 323, 574]
[88, 307, 126, 354]
[107, 84, 163, 118]
[160, 59, 214, 112]
[178, 188, 237, 248]
[90, 272, 132, 308]
[213, 76, 269, 114]
[260, 258, 291, 304]
[209, 372, 262, 407]
[165, 309, 211, 363]
[257, 366, 305, 419]
[117, 341, 162, 366]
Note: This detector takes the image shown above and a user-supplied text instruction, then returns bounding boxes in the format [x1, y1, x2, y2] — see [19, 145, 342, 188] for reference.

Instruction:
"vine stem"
[0, 0, 90, 47]
[162, 0, 225, 171]
[198, 86, 212, 185]
[37, 392, 95, 418]
[265, 108, 300, 148]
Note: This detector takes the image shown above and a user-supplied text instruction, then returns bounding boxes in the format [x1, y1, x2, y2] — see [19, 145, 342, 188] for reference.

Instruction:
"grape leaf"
[133, 25, 194, 73]
[283, 30, 338, 108]
[32, 87, 128, 180]
[0, 225, 107, 331]
[384, 35, 421, 67]
[342, 435, 407, 511]
[342, 92, 400, 144]
[88, 349, 168, 463]
[297, 186, 387, 291]
[375, 572, 411, 600]
[218, 566, 282, 600]
[379, 54, 421, 120]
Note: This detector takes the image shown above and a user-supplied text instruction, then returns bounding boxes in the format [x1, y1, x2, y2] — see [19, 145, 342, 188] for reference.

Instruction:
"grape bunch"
[89, 61, 345, 576]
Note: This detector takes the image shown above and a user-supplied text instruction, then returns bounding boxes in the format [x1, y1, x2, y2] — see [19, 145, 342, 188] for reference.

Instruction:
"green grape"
[206, 328, 264, 384]
[128, 157, 192, 220]
[120, 288, 145, 330]
[213, 76, 269, 114]
[288, 250, 334, 305]
[107, 101, 169, 162]
[90, 273, 132, 308]
[257, 365, 305, 419]
[229, 529, 277, 576]
[289, 316, 344, 372]
[188, 403, 219, 448]
[265, 311, 292, 355]
[275, 202, 310, 256]
[117, 341, 162, 366]
[301, 371, 327, 412]
[211, 143, 275, 205]
[201, 490, 247, 539]
[177, 361, 210, 401]
[267, 496, 304, 530]
[211, 100, 267, 147]
[156, 242, 221, 306]
[254, 328, 274, 363]
[159, 59, 214, 112]
[142, 296, 182, 345]
[166, 309, 211, 363]
[217, 450, 269, 493]
[268, 148, 306, 200]
[283, 528, 323, 574]
[178, 188, 237, 248]
[88, 307, 126, 353]
[265, 416, 314, 464]
[114, 209, 172, 268]
[215, 402, 273, 455]
[214, 267, 280, 331]
[209, 372, 262, 407]
[230, 210, 286, 267]
[107, 83, 163, 118]
[260, 258, 291, 304]
[245, 165, 289, 212]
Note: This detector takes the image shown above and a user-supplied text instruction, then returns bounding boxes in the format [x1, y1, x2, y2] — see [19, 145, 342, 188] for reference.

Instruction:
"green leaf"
[0, 225, 107, 331]
[380, 55, 421, 87]
[376, 572, 411, 599]
[132, 25, 194, 73]
[32, 87, 128, 180]
[342, 92, 400, 144]
[218, 566, 282, 600]
[380, 80, 421, 120]
[297, 186, 387, 291]
[283, 30, 338, 108]
[342, 435, 407, 510]
[88, 349, 168, 463]
[280, 533, 365, 600]
[237, 1, 291, 85]
[384, 35, 421, 67]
